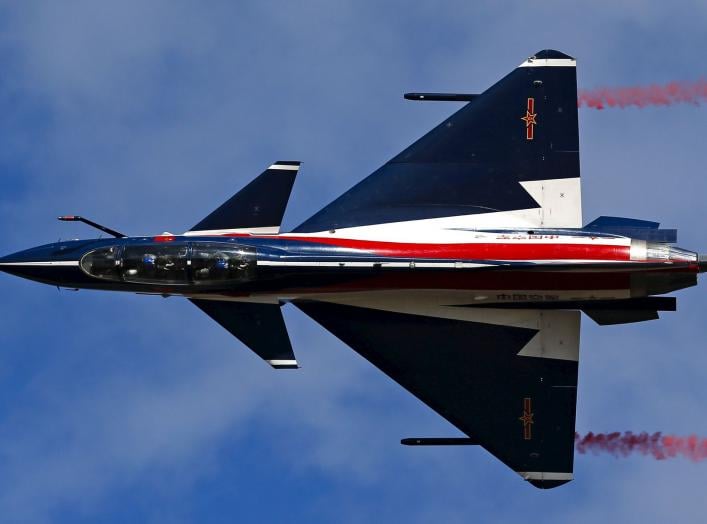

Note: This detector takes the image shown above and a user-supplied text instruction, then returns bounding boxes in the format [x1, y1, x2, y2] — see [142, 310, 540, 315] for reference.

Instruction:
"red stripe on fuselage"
[224, 234, 631, 261]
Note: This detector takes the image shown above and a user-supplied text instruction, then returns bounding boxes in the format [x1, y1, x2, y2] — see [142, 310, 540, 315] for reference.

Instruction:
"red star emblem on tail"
[521, 98, 537, 140]
[518, 397, 534, 440]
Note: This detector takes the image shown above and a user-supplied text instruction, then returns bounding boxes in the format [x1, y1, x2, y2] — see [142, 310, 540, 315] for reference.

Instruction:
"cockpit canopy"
[80, 242, 256, 285]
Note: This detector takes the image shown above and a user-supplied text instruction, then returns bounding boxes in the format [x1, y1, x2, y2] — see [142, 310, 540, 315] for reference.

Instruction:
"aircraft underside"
[2, 49, 705, 489]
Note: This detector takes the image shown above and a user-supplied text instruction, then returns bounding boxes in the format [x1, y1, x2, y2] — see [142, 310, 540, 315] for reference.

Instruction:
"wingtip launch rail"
[404, 92, 479, 102]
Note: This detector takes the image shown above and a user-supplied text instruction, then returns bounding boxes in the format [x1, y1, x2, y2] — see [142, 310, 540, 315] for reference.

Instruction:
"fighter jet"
[1, 50, 703, 489]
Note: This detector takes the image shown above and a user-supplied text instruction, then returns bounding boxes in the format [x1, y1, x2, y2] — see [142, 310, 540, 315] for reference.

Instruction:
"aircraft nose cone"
[0, 244, 83, 284]
[0, 262, 17, 278]
[0, 251, 27, 276]
[0, 245, 67, 280]
[0, 253, 16, 270]
[0, 246, 37, 262]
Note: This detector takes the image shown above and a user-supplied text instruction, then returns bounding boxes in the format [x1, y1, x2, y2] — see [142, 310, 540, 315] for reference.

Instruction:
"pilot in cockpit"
[214, 255, 229, 271]
[142, 253, 157, 275]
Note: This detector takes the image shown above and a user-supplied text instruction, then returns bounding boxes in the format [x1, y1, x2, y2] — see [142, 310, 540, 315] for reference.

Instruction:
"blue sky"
[1, 1, 707, 522]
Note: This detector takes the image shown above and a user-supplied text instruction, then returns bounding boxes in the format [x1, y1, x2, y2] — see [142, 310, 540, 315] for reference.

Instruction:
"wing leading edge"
[294, 300, 580, 489]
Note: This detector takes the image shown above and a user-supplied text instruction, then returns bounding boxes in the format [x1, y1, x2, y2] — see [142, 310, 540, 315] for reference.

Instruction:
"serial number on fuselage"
[494, 235, 561, 240]
[495, 294, 561, 301]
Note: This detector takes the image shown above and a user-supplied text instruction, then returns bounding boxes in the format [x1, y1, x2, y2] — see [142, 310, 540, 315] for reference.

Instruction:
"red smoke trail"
[578, 80, 707, 109]
[575, 432, 707, 461]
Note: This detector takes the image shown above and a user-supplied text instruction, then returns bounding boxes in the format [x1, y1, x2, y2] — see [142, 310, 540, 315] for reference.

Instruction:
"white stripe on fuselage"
[255, 259, 643, 268]
[0, 261, 79, 266]
[283, 177, 586, 242]
[271, 289, 583, 362]
[185, 226, 280, 236]
[256, 261, 495, 268]
[285, 229, 629, 245]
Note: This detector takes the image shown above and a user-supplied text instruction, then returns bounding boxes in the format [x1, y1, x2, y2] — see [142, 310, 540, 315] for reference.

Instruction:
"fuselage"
[0, 229, 700, 305]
